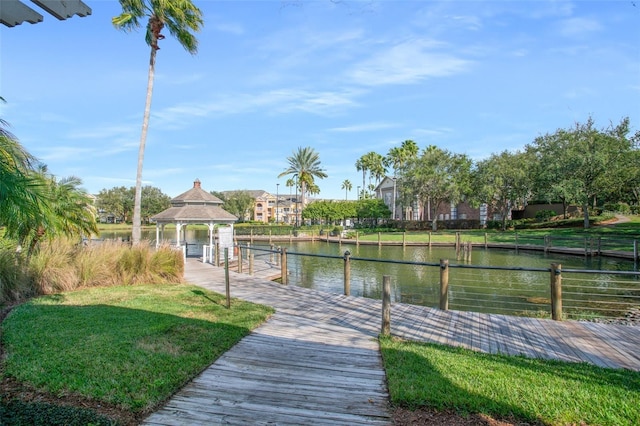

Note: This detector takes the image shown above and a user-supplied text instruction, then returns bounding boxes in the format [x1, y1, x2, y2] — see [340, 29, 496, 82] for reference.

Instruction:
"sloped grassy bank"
[1, 285, 273, 425]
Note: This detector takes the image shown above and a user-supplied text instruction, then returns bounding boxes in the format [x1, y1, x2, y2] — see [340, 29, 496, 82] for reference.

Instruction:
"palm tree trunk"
[132, 45, 157, 245]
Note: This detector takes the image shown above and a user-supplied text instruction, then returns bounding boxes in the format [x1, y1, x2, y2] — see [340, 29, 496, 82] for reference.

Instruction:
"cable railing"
[226, 243, 640, 322]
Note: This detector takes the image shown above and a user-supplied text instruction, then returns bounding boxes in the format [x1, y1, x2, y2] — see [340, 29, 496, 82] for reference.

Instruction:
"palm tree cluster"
[355, 140, 419, 199]
[1, 100, 98, 257]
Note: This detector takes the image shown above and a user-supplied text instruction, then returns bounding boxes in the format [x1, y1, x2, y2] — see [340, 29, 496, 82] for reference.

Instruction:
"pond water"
[100, 229, 639, 317]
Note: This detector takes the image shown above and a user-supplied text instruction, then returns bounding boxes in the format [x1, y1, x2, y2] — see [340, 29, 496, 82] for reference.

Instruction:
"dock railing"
[236, 243, 640, 322]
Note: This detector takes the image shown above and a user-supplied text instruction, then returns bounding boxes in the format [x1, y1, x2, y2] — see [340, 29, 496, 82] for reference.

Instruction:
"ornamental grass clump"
[29, 239, 80, 294]
[0, 238, 184, 304]
[0, 240, 34, 304]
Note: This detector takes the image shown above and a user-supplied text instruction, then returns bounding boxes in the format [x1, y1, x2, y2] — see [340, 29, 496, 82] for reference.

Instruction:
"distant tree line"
[354, 117, 639, 230]
[95, 186, 171, 224]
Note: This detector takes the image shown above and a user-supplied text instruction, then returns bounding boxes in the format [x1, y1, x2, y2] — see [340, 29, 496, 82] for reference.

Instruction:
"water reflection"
[99, 230, 638, 317]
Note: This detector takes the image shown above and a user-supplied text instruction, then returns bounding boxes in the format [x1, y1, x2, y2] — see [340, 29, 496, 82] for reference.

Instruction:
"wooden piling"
[343, 250, 351, 296]
[550, 263, 562, 321]
[439, 259, 449, 310]
[281, 247, 288, 285]
[381, 275, 391, 336]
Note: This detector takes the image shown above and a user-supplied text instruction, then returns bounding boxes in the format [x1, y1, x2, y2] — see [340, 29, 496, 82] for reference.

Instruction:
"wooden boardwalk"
[143, 258, 640, 425]
[143, 259, 391, 425]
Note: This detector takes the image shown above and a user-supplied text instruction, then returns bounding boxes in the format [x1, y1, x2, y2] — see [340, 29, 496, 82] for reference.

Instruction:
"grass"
[0, 239, 184, 305]
[380, 336, 640, 426]
[352, 215, 640, 251]
[1, 284, 273, 421]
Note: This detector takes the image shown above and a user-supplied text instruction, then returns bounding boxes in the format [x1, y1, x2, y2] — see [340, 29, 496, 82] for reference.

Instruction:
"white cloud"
[213, 22, 244, 35]
[150, 87, 363, 128]
[328, 122, 398, 133]
[558, 17, 602, 38]
[67, 124, 138, 141]
[348, 39, 472, 86]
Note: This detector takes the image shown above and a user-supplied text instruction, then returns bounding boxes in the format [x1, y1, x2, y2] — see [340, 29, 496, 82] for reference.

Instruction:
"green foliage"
[355, 151, 387, 198]
[278, 147, 327, 208]
[603, 202, 631, 214]
[399, 146, 472, 230]
[381, 337, 640, 426]
[96, 185, 170, 224]
[0, 400, 117, 426]
[535, 209, 556, 221]
[2, 285, 273, 414]
[302, 200, 356, 223]
[473, 150, 531, 231]
[356, 199, 391, 223]
[527, 117, 634, 228]
[219, 190, 254, 220]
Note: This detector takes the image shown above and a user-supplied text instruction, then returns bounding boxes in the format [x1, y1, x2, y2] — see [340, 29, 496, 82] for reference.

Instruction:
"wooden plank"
[149, 258, 640, 426]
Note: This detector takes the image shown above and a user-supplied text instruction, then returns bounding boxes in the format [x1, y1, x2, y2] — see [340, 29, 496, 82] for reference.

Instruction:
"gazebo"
[151, 179, 237, 259]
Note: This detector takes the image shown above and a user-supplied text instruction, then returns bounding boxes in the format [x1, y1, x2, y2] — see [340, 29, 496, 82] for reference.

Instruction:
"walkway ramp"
[142, 259, 391, 425]
[144, 257, 640, 425]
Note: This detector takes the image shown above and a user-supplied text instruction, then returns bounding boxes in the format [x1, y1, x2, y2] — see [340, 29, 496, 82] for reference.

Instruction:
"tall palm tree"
[341, 179, 352, 200]
[113, 0, 203, 244]
[278, 147, 327, 211]
[355, 157, 367, 199]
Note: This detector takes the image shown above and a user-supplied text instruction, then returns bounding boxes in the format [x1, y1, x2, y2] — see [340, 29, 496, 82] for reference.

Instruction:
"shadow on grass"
[191, 289, 221, 305]
[1, 295, 267, 423]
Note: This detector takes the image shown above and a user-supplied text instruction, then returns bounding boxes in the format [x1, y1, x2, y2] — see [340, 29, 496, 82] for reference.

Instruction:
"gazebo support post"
[208, 223, 215, 263]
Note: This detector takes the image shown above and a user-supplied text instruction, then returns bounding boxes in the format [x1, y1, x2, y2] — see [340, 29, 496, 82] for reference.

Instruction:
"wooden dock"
[143, 258, 640, 425]
[142, 258, 391, 425]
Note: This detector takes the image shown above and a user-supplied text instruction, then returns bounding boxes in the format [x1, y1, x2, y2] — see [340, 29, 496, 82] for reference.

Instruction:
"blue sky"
[2, 0, 639, 200]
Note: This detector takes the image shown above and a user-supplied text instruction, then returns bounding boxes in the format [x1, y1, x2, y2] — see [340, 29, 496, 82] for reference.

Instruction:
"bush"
[0, 400, 117, 426]
[535, 210, 556, 221]
[603, 202, 631, 214]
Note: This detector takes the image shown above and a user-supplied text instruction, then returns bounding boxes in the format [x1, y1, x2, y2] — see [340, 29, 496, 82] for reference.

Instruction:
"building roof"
[151, 179, 237, 224]
[221, 189, 273, 199]
[1, 0, 91, 27]
[151, 205, 237, 223]
[172, 179, 224, 205]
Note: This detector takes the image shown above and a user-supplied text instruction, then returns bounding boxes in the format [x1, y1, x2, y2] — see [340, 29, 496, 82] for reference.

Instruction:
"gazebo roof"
[151, 179, 237, 224]
[172, 181, 225, 206]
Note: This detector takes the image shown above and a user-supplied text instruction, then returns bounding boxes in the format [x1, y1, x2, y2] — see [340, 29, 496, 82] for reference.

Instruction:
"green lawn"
[381, 336, 640, 426]
[3, 283, 639, 425]
[1, 284, 273, 423]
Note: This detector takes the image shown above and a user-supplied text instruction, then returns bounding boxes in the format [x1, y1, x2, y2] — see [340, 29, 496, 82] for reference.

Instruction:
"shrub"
[0, 243, 34, 304]
[603, 202, 631, 214]
[0, 400, 117, 426]
[535, 210, 556, 221]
